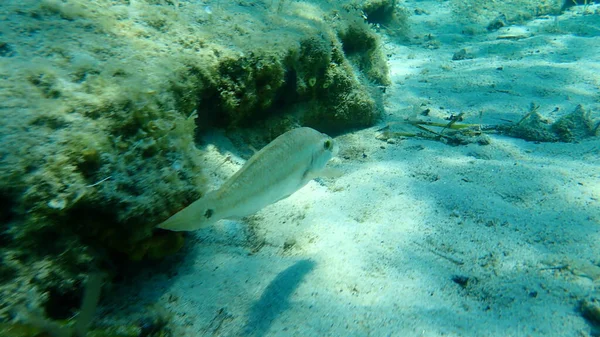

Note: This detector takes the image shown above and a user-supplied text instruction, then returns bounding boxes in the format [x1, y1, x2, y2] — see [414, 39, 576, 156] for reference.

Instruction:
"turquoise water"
[0, 1, 599, 336]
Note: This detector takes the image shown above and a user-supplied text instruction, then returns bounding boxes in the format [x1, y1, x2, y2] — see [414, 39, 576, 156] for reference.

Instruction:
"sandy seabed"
[108, 1, 600, 336]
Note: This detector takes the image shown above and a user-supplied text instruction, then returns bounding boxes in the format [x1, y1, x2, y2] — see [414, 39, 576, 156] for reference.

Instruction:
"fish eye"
[324, 139, 332, 150]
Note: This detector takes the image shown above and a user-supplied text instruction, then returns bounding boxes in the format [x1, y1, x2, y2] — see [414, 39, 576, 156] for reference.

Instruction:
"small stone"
[452, 275, 470, 288]
[497, 26, 532, 40]
[580, 297, 600, 325]
[452, 48, 473, 61]
[487, 14, 507, 31]
[283, 238, 297, 252]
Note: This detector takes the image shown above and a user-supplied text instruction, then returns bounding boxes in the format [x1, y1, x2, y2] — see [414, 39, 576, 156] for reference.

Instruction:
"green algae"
[377, 104, 598, 145]
[0, 322, 161, 337]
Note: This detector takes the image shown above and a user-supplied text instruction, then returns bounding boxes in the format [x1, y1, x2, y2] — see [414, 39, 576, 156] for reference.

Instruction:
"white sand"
[119, 2, 600, 336]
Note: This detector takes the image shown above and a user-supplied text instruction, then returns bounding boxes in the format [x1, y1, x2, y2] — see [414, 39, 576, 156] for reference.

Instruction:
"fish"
[157, 127, 339, 231]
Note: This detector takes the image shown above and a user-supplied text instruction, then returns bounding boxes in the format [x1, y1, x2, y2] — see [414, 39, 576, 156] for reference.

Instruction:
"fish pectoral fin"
[304, 167, 343, 181]
[318, 167, 343, 179]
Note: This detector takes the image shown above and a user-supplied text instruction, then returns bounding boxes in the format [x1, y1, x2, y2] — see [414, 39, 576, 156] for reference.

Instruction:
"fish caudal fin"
[157, 194, 218, 231]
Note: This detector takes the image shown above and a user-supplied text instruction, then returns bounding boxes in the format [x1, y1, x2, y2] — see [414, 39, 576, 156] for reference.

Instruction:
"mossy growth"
[337, 18, 391, 86]
[355, 0, 410, 38]
[503, 109, 559, 142]
[500, 104, 598, 142]
[0, 0, 207, 324]
[551, 104, 598, 142]
[187, 4, 390, 134]
[0, 318, 167, 337]
[193, 52, 287, 129]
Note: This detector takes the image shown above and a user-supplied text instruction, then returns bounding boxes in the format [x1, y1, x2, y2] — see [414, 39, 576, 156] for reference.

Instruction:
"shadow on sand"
[242, 259, 316, 337]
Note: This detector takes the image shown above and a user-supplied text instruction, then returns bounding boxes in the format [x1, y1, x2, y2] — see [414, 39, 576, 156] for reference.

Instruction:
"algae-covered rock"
[500, 104, 598, 143]
[356, 0, 410, 38]
[0, 0, 395, 326]
[196, 10, 390, 132]
[551, 104, 598, 142]
[580, 297, 600, 328]
[502, 109, 559, 142]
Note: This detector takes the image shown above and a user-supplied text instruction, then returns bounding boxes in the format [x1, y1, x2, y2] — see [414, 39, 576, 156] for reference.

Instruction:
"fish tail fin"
[157, 192, 218, 231]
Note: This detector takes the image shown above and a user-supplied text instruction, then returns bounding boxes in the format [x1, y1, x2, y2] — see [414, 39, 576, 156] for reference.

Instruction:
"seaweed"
[377, 113, 492, 146]
[377, 103, 598, 145]
[3, 273, 171, 337]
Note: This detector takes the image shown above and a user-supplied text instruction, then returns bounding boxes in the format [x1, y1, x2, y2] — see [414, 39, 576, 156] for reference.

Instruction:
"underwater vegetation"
[377, 103, 599, 145]
[503, 103, 599, 142]
[0, 273, 171, 337]
[0, 0, 407, 333]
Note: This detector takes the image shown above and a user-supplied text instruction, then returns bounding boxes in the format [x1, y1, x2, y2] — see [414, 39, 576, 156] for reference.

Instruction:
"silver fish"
[158, 127, 338, 231]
